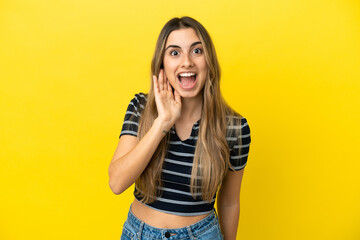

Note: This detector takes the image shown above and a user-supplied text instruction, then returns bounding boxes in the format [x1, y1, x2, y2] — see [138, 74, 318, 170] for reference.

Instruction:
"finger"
[164, 72, 171, 92]
[163, 70, 168, 91]
[167, 81, 172, 92]
[153, 75, 159, 94]
[174, 89, 181, 104]
[158, 69, 164, 91]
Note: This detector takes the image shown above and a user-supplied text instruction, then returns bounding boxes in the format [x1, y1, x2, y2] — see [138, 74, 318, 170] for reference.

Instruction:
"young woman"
[109, 16, 251, 240]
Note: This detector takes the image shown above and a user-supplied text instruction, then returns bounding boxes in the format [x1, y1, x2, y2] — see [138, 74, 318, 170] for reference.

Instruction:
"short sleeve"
[228, 117, 251, 171]
[119, 93, 147, 138]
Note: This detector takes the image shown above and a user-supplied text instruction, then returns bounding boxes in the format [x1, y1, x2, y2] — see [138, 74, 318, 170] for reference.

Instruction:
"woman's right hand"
[109, 70, 181, 195]
[153, 69, 181, 131]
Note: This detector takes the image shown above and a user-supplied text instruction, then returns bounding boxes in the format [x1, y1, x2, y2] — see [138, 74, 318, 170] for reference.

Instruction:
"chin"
[178, 89, 203, 99]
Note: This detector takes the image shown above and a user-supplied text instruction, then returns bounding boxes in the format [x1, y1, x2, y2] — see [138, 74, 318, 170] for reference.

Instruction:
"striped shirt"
[120, 93, 251, 216]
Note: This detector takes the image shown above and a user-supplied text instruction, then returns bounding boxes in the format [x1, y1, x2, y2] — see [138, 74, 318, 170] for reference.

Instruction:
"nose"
[181, 53, 194, 68]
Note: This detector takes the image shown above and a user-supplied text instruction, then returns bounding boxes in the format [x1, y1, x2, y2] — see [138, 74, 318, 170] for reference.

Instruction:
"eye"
[193, 48, 202, 54]
[170, 50, 179, 56]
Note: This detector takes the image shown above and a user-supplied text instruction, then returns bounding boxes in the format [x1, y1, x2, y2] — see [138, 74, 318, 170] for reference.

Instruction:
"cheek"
[195, 58, 207, 72]
[163, 61, 177, 79]
[163, 68, 177, 85]
[164, 61, 177, 71]
[167, 74, 177, 86]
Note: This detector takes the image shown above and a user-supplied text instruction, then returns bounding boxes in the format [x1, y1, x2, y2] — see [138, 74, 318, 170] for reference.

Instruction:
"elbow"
[108, 164, 126, 195]
[108, 163, 133, 195]
[109, 180, 126, 195]
[108, 171, 127, 195]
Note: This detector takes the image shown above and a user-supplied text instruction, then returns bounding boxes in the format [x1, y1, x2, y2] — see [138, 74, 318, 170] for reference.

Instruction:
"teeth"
[179, 72, 196, 77]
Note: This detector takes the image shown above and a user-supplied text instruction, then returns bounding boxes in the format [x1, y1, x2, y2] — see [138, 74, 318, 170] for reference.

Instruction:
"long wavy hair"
[135, 16, 242, 203]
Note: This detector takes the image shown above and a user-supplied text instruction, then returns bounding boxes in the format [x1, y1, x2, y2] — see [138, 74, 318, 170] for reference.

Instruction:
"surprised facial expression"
[163, 28, 208, 99]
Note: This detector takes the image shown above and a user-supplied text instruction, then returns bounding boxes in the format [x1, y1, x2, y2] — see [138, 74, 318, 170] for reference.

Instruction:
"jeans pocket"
[197, 224, 223, 240]
[120, 222, 135, 240]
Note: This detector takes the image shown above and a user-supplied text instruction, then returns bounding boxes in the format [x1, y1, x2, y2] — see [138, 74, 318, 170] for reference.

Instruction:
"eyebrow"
[165, 41, 202, 51]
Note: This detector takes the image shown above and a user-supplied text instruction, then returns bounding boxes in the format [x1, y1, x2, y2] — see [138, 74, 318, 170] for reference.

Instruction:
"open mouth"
[177, 72, 197, 89]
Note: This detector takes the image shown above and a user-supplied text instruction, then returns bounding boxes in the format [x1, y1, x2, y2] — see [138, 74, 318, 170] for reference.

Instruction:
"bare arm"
[108, 70, 181, 194]
[217, 169, 244, 240]
[109, 119, 168, 194]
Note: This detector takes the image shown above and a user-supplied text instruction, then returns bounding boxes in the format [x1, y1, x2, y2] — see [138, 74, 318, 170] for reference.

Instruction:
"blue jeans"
[121, 207, 224, 240]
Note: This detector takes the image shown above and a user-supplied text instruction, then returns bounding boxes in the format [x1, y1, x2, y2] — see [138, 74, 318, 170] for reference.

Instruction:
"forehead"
[165, 28, 201, 47]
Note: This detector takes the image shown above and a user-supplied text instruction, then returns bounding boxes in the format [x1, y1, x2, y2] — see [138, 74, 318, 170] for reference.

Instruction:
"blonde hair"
[135, 16, 242, 203]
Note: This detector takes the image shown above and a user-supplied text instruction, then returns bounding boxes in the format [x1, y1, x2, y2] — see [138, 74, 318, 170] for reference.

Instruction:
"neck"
[179, 93, 203, 121]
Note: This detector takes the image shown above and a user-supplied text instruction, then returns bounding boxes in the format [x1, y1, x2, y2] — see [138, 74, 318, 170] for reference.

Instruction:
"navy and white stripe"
[120, 93, 251, 216]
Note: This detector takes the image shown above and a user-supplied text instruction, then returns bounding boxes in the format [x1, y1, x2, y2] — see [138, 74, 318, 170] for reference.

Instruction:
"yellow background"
[1, 0, 359, 239]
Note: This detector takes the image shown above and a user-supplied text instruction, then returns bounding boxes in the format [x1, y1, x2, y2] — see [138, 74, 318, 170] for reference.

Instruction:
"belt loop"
[186, 226, 196, 240]
[137, 221, 144, 240]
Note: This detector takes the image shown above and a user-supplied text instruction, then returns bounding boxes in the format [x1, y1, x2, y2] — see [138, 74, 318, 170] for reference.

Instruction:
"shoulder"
[120, 92, 148, 138]
[126, 92, 148, 113]
[226, 113, 251, 170]
[131, 92, 148, 107]
[226, 113, 250, 133]
[226, 113, 251, 147]
[133, 92, 148, 102]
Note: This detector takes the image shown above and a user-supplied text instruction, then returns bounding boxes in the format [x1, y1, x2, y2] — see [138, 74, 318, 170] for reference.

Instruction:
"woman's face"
[163, 28, 207, 99]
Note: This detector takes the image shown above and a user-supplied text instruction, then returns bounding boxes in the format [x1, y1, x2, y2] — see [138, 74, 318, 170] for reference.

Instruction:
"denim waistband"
[125, 205, 219, 239]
